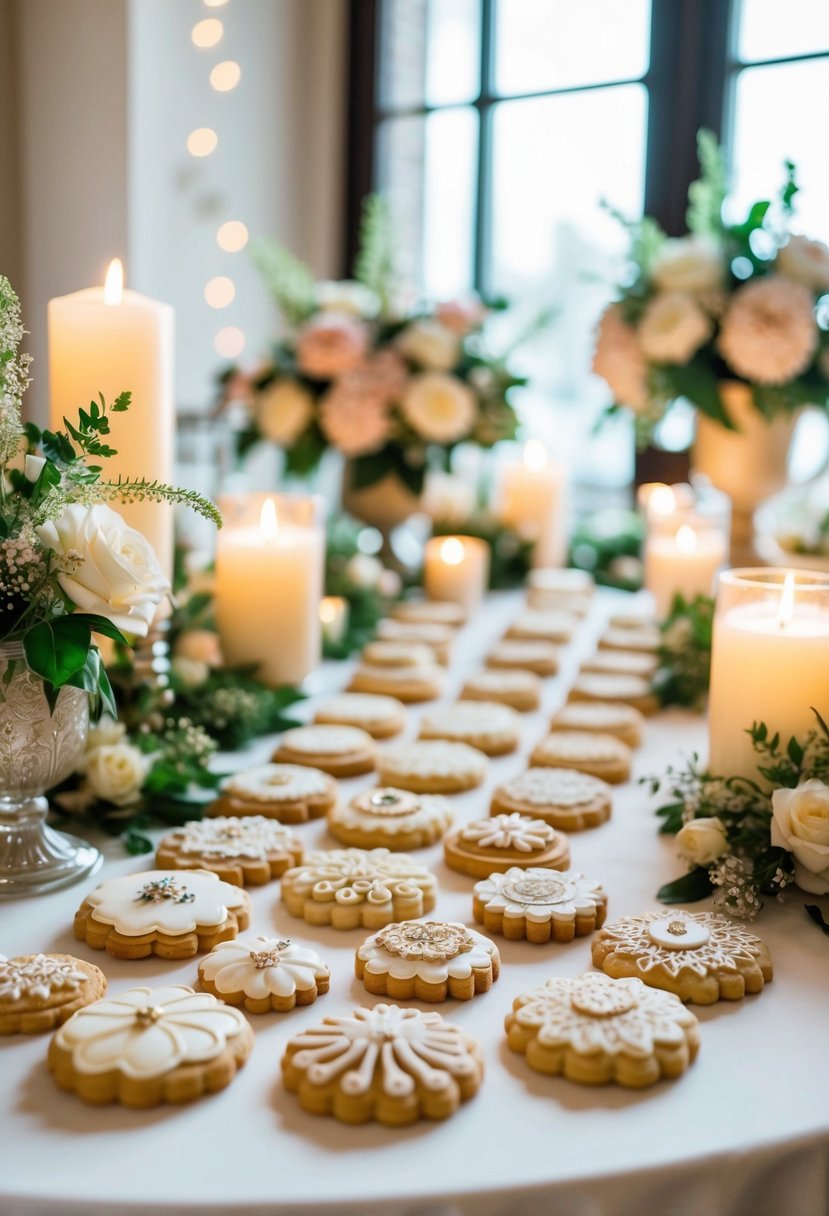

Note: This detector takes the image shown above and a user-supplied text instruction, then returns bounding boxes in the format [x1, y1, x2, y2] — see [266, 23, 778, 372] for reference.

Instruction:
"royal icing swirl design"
[287, 1005, 478, 1096]
[475, 867, 605, 924]
[52, 985, 248, 1078]
[360, 923, 497, 984]
[199, 935, 329, 1000]
[282, 849, 436, 909]
[597, 911, 766, 978]
[280, 725, 370, 755]
[167, 816, 297, 860]
[498, 768, 608, 808]
[512, 974, 696, 1058]
[374, 921, 473, 961]
[222, 764, 332, 803]
[380, 740, 486, 779]
[0, 954, 88, 1002]
[85, 869, 247, 936]
[460, 813, 555, 853]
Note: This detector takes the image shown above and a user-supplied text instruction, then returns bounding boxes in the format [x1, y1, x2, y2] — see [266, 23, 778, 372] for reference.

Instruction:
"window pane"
[495, 0, 650, 95]
[738, 0, 829, 62]
[379, 0, 481, 111]
[377, 107, 477, 298]
[731, 60, 829, 241]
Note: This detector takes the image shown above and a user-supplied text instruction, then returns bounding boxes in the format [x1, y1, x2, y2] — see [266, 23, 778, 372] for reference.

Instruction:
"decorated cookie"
[418, 700, 520, 757]
[73, 870, 251, 959]
[390, 599, 466, 627]
[599, 625, 661, 653]
[473, 868, 607, 942]
[581, 649, 659, 678]
[485, 639, 559, 677]
[272, 725, 376, 778]
[361, 640, 436, 669]
[505, 973, 699, 1088]
[608, 611, 658, 631]
[505, 609, 578, 644]
[491, 768, 613, 831]
[376, 618, 453, 664]
[48, 985, 253, 1107]
[313, 692, 406, 739]
[568, 673, 660, 716]
[528, 568, 594, 597]
[281, 1004, 483, 1125]
[0, 954, 107, 1035]
[327, 787, 453, 851]
[281, 847, 437, 930]
[444, 813, 571, 879]
[347, 662, 445, 703]
[526, 588, 592, 615]
[377, 739, 487, 794]
[550, 700, 644, 749]
[460, 668, 541, 713]
[530, 730, 633, 784]
[156, 816, 303, 886]
[198, 935, 329, 1013]
[210, 763, 337, 824]
[592, 910, 774, 1005]
[356, 921, 500, 1002]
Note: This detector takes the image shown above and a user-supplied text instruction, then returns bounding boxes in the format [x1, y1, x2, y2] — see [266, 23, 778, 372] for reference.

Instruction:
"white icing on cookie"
[199, 936, 329, 1000]
[554, 702, 641, 731]
[465, 670, 539, 693]
[574, 673, 651, 698]
[489, 641, 557, 662]
[315, 694, 403, 723]
[460, 813, 555, 853]
[222, 764, 332, 803]
[332, 789, 452, 839]
[598, 911, 765, 977]
[380, 740, 487, 780]
[283, 849, 436, 909]
[499, 768, 609, 808]
[509, 610, 576, 637]
[85, 870, 247, 936]
[420, 702, 518, 737]
[0, 955, 88, 1002]
[168, 816, 297, 859]
[52, 985, 248, 1078]
[280, 725, 372, 755]
[475, 867, 605, 924]
[533, 731, 629, 764]
[358, 922, 498, 984]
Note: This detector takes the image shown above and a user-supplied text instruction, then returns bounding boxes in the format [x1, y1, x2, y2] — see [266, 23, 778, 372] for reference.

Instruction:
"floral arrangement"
[648, 714, 829, 924]
[222, 197, 524, 494]
[592, 131, 829, 442]
[652, 593, 713, 710]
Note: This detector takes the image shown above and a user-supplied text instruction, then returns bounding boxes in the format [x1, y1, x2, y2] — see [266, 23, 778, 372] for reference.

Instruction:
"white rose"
[771, 779, 829, 894]
[24, 455, 46, 483]
[174, 628, 223, 668]
[85, 742, 150, 807]
[422, 471, 475, 524]
[345, 553, 384, 589]
[776, 235, 829, 293]
[36, 503, 169, 638]
[638, 291, 713, 364]
[650, 236, 724, 293]
[171, 656, 210, 688]
[400, 373, 477, 443]
[314, 279, 380, 319]
[675, 817, 730, 866]
[397, 320, 461, 372]
[256, 379, 314, 447]
[86, 716, 126, 752]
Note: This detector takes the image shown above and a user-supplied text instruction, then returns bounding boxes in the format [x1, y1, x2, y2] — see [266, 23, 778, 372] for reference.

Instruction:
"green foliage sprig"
[652, 593, 713, 710]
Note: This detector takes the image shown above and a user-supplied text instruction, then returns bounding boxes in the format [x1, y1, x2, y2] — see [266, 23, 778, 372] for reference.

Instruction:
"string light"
[205, 277, 236, 309]
[191, 18, 223, 48]
[210, 60, 241, 92]
[203, 0, 230, 7]
[187, 127, 218, 157]
[217, 220, 249, 252]
[215, 326, 246, 357]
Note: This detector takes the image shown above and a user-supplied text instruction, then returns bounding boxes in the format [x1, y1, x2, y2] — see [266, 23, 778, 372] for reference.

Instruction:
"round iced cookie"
[599, 625, 661, 653]
[526, 588, 592, 615]
[327, 787, 453, 851]
[418, 700, 521, 757]
[505, 973, 699, 1088]
[281, 1004, 483, 1125]
[592, 910, 774, 1005]
[355, 921, 500, 1002]
[608, 611, 658, 632]
[530, 730, 633, 784]
[376, 618, 453, 664]
[485, 639, 559, 678]
[550, 700, 645, 749]
[527, 568, 595, 597]
[581, 649, 659, 678]
[48, 985, 253, 1107]
[568, 673, 660, 716]
[460, 668, 541, 713]
[443, 813, 571, 879]
[361, 641, 436, 669]
[473, 868, 607, 943]
[313, 692, 406, 739]
[210, 763, 337, 824]
[347, 662, 444, 703]
[272, 725, 376, 778]
[490, 768, 612, 831]
[390, 599, 466, 627]
[156, 816, 303, 887]
[0, 954, 107, 1035]
[73, 870, 251, 960]
[505, 609, 578, 644]
[377, 739, 487, 794]
[280, 847, 438, 930]
[198, 935, 330, 1013]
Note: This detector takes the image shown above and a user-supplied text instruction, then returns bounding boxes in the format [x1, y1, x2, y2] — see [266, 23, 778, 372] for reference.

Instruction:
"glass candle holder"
[642, 482, 731, 619]
[708, 568, 829, 781]
[423, 535, 489, 615]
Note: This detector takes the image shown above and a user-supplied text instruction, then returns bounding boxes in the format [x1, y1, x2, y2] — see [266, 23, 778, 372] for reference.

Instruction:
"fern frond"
[250, 239, 316, 327]
[354, 194, 395, 311]
[686, 129, 727, 237]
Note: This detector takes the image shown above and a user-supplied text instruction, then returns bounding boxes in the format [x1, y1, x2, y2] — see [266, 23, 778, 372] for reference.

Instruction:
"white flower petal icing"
[168, 816, 297, 860]
[598, 911, 766, 978]
[200, 935, 329, 1000]
[0, 954, 88, 1002]
[475, 867, 604, 924]
[460, 813, 554, 853]
[85, 870, 247, 936]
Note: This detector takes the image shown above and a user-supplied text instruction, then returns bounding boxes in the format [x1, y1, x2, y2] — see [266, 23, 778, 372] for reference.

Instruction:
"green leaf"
[74, 615, 129, 646]
[805, 904, 829, 937]
[354, 194, 395, 311]
[23, 617, 91, 688]
[657, 867, 714, 904]
[250, 239, 316, 326]
[124, 825, 153, 855]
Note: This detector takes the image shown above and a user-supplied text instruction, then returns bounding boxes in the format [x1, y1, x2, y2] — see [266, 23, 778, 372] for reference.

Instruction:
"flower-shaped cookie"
[592, 910, 773, 1004]
[506, 973, 700, 1088]
[156, 816, 303, 886]
[282, 1004, 483, 1125]
[0, 954, 107, 1035]
[199, 935, 330, 1013]
[327, 787, 453, 851]
[74, 870, 251, 959]
[473, 867, 607, 943]
[444, 812, 571, 878]
[48, 985, 254, 1106]
[356, 921, 500, 1001]
[281, 848, 437, 930]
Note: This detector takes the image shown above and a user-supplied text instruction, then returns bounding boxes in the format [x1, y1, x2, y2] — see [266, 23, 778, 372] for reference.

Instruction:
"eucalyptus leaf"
[656, 867, 714, 904]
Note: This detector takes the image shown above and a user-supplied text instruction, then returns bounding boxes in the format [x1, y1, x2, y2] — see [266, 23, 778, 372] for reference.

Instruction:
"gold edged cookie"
[491, 768, 613, 831]
[473, 867, 606, 942]
[550, 700, 644, 749]
[156, 815, 303, 886]
[460, 668, 541, 712]
[313, 692, 406, 739]
[530, 730, 633, 784]
[327, 787, 453, 851]
[485, 639, 559, 677]
[418, 700, 520, 756]
[355, 921, 500, 1002]
[280, 847, 437, 930]
[377, 739, 487, 794]
[0, 954, 107, 1035]
[443, 813, 570, 879]
[209, 763, 337, 824]
[272, 725, 376, 778]
[198, 935, 329, 1013]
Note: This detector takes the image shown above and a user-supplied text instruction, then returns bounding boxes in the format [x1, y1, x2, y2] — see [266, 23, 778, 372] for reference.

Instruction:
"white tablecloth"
[1, 590, 828, 1216]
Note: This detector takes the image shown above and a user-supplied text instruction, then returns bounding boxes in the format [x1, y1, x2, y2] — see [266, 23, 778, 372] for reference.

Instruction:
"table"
[2, 591, 828, 1216]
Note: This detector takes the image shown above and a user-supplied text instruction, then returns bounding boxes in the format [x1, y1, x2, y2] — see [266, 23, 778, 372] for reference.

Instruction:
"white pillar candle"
[320, 596, 349, 646]
[645, 524, 727, 618]
[423, 535, 489, 615]
[214, 495, 324, 687]
[48, 259, 175, 579]
[708, 569, 829, 781]
[497, 439, 567, 568]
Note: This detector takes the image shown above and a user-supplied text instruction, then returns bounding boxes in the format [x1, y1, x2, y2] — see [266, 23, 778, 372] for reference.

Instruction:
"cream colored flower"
[85, 742, 151, 807]
[36, 504, 169, 638]
[591, 304, 650, 413]
[651, 236, 724, 293]
[174, 628, 223, 668]
[171, 657, 210, 688]
[345, 553, 384, 589]
[638, 291, 713, 364]
[314, 279, 380, 318]
[718, 276, 818, 386]
[86, 716, 126, 751]
[255, 379, 314, 447]
[771, 779, 829, 894]
[676, 817, 730, 866]
[400, 373, 476, 443]
[397, 319, 461, 372]
[776, 235, 829, 293]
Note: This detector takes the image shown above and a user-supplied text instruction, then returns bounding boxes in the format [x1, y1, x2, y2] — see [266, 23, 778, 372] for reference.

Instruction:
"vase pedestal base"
[0, 798, 102, 899]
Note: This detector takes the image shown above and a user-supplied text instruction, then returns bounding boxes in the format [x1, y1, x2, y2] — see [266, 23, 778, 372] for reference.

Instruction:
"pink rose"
[436, 296, 485, 336]
[295, 313, 369, 380]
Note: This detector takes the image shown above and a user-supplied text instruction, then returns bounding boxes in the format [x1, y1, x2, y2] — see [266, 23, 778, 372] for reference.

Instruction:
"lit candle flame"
[104, 258, 123, 306]
[260, 498, 279, 541]
[776, 570, 796, 630]
[524, 438, 548, 472]
[649, 485, 676, 516]
[676, 524, 698, 554]
[440, 537, 465, 566]
[319, 597, 341, 624]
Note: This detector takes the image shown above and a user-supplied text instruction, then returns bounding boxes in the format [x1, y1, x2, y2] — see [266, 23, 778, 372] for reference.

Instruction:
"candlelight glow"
[649, 484, 676, 516]
[205, 276, 236, 309]
[676, 524, 698, 554]
[214, 326, 245, 358]
[524, 438, 548, 472]
[210, 60, 241, 92]
[776, 570, 796, 629]
[187, 127, 218, 157]
[260, 498, 279, 542]
[103, 258, 123, 306]
[320, 596, 344, 624]
[191, 18, 223, 48]
[217, 220, 249, 252]
[440, 537, 465, 566]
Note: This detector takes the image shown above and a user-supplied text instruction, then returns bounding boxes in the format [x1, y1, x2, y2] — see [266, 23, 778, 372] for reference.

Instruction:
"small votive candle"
[496, 439, 568, 568]
[643, 482, 730, 619]
[320, 596, 349, 646]
[423, 535, 489, 615]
